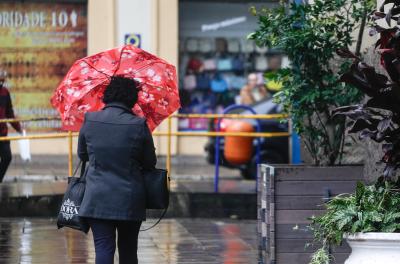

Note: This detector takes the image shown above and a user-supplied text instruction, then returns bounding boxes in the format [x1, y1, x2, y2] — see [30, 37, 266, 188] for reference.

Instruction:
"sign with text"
[0, 3, 87, 130]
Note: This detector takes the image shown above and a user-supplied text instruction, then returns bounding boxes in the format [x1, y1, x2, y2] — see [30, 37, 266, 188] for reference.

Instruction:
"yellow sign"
[0, 3, 87, 130]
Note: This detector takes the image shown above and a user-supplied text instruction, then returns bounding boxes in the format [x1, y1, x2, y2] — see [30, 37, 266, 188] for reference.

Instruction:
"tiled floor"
[0, 218, 258, 264]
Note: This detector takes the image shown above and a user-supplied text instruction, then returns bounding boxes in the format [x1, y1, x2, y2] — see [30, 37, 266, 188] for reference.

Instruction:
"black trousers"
[0, 141, 12, 183]
[86, 218, 142, 264]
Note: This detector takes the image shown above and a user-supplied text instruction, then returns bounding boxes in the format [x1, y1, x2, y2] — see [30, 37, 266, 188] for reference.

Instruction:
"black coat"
[77, 102, 157, 221]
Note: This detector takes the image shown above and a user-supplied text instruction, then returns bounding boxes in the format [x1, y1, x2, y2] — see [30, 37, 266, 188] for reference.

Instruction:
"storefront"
[178, 0, 285, 131]
[2, 0, 283, 156]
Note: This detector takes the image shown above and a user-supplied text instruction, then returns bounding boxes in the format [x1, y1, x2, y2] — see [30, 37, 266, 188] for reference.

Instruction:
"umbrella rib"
[78, 61, 110, 80]
[82, 55, 158, 79]
[112, 45, 127, 77]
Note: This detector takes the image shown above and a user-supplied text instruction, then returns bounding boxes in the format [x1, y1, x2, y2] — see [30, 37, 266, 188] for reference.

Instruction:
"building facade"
[3, 0, 374, 158]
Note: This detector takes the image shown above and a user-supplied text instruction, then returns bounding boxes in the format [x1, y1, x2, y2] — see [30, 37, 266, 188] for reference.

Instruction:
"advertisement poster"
[0, 2, 87, 130]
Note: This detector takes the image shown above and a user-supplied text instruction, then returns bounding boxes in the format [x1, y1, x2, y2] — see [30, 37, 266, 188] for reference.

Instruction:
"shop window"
[178, 1, 286, 131]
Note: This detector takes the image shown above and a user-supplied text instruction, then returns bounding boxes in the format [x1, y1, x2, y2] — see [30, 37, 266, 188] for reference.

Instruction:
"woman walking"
[77, 76, 157, 264]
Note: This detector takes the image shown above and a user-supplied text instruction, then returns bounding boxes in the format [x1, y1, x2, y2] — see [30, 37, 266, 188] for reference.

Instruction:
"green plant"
[309, 179, 400, 263]
[250, 0, 374, 165]
[308, 1, 400, 263]
[309, 248, 331, 264]
[333, 0, 400, 177]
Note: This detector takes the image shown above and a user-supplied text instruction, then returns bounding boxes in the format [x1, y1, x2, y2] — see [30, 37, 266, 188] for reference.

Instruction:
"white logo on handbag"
[60, 199, 79, 220]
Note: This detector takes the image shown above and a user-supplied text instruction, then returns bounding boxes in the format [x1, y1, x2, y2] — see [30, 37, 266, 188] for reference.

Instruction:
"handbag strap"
[140, 207, 168, 232]
[71, 160, 87, 180]
[140, 169, 170, 232]
[80, 161, 87, 181]
[72, 161, 82, 177]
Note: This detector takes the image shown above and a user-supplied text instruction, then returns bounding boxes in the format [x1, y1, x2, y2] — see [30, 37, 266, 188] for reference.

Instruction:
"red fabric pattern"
[51, 45, 180, 131]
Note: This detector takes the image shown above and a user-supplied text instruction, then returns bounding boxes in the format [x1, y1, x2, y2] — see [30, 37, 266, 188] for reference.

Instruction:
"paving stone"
[0, 218, 258, 263]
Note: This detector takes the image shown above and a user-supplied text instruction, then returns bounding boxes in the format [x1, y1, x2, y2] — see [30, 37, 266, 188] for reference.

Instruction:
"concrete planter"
[345, 233, 400, 264]
[258, 164, 364, 264]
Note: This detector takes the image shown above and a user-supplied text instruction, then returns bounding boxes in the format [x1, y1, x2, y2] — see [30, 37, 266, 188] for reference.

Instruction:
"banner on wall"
[0, 2, 87, 130]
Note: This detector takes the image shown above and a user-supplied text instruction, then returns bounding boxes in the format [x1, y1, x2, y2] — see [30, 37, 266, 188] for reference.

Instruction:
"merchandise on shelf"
[178, 37, 285, 130]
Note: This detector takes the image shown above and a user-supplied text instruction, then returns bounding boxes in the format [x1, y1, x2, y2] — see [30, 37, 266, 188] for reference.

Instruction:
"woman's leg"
[87, 218, 117, 264]
[116, 221, 142, 264]
[0, 141, 12, 183]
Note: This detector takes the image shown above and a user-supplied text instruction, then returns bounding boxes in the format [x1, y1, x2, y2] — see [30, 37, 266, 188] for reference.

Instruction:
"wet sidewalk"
[4, 155, 242, 181]
[0, 218, 258, 264]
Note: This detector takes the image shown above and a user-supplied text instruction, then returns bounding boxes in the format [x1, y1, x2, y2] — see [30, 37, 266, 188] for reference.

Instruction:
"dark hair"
[103, 76, 139, 108]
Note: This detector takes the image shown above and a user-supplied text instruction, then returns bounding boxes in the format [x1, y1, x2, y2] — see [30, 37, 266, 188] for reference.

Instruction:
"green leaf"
[250, 0, 370, 166]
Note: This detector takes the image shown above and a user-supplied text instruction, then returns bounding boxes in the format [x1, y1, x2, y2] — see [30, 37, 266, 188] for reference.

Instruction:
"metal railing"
[0, 113, 291, 190]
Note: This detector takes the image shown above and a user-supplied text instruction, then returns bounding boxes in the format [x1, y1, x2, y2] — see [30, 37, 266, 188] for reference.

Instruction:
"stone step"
[0, 180, 257, 219]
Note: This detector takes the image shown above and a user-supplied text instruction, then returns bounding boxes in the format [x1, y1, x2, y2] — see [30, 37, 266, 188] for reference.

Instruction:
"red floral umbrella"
[51, 45, 180, 131]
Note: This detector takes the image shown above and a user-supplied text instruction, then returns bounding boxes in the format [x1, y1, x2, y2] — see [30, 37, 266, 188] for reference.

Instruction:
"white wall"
[115, 0, 180, 156]
[115, 0, 153, 52]
[88, 0, 115, 55]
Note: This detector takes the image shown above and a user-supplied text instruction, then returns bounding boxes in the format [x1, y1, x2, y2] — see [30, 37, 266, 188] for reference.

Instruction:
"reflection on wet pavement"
[0, 218, 257, 263]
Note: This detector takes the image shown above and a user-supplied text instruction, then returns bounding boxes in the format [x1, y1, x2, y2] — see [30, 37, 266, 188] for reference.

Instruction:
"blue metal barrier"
[292, 131, 302, 164]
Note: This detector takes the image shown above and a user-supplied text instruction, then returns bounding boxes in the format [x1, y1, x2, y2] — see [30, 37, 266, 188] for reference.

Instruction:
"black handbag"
[57, 161, 90, 233]
[141, 168, 170, 231]
[144, 168, 170, 209]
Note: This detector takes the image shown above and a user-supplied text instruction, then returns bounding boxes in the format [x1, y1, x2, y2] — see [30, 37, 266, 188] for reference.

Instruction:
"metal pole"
[0, 131, 289, 141]
[173, 113, 288, 119]
[288, 119, 293, 164]
[0, 113, 289, 123]
[167, 116, 172, 176]
[153, 131, 290, 137]
[68, 131, 73, 176]
[214, 119, 221, 193]
[0, 132, 79, 141]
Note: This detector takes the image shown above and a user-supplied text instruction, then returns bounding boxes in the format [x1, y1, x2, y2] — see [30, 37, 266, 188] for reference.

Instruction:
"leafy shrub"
[310, 1, 400, 263]
[250, 0, 374, 165]
[334, 0, 400, 177]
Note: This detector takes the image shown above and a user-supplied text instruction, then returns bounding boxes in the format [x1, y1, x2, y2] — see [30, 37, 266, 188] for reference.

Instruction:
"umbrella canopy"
[51, 45, 180, 131]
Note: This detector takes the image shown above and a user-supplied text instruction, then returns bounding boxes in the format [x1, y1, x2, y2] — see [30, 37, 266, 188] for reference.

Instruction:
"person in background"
[0, 71, 22, 183]
[265, 55, 283, 95]
[240, 73, 267, 105]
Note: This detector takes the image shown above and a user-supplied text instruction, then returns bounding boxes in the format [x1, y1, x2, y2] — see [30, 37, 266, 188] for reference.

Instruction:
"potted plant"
[309, 180, 400, 264]
[309, 1, 400, 263]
